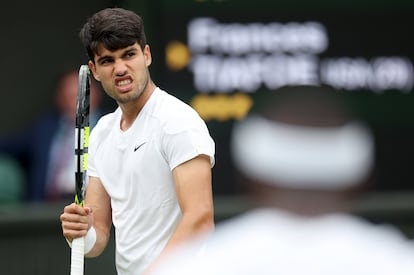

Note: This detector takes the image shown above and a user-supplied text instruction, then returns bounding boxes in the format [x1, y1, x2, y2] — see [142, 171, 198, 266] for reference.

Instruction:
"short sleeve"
[162, 120, 215, 170]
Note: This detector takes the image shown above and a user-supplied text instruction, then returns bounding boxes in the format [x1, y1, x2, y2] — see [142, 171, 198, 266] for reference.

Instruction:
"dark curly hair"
[79, 8, 147, 62]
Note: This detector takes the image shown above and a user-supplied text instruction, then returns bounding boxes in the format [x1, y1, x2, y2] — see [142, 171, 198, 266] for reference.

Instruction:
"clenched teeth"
[117, 79, 132, 86]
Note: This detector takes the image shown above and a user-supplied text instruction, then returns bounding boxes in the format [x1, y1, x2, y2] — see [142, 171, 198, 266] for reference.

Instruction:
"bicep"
[172, 154, 213, 214]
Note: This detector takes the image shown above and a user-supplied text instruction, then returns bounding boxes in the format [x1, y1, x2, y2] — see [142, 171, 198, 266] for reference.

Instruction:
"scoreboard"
[127, 0, 414, 194]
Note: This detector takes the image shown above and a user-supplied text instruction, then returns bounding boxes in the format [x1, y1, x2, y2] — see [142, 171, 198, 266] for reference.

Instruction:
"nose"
[114, 60, 127, 76]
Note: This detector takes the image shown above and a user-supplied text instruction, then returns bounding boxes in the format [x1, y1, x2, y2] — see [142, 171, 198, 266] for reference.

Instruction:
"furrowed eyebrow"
[123, 48, 138, 56]
[95, 45, 141, 64]
[96, 55, 113, 64]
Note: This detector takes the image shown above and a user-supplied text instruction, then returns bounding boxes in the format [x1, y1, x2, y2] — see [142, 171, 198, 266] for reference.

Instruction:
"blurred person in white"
[151, 87, 414, 275]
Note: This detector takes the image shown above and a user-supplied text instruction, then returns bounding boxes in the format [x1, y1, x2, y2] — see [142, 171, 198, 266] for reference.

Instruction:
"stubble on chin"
[113, 89, 142, 104]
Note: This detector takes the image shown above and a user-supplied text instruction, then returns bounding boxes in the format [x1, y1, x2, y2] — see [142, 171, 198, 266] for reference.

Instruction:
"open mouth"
[115, 77, 133, 92]
[116, 78, 132, 87]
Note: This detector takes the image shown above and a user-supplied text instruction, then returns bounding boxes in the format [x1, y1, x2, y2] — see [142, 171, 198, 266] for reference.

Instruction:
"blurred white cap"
[231, 115, 374, 190]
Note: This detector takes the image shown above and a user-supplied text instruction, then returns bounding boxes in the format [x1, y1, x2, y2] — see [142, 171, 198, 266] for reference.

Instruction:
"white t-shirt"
[153, 208, 414, 275]
[87, 87, 215, 274]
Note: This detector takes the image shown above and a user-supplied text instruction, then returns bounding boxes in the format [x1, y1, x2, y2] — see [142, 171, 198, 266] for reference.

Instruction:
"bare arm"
[83, 176, 112, 257]
[170, 154, 214, 244]
[60, 176, 112, 258]
[146, 154, 214, 274]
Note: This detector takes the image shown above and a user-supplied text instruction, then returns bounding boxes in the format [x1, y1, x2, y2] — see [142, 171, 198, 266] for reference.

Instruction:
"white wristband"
[66, 226, 97, 254]
[84, 226, 97, 254]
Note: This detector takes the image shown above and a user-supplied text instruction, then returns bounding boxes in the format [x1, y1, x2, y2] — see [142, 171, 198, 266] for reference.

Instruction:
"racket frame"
[70, 65, 91, 275]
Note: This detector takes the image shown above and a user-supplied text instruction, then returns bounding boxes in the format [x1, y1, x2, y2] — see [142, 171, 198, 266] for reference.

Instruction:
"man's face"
[89, 42, 152, 105]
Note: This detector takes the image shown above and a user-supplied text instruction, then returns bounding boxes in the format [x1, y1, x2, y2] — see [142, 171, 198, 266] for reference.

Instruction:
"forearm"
[85, 225, 111, 258]
[143, 211, 214, 274]
[84, 176, 112, 257]
[162, 210, 214, 256]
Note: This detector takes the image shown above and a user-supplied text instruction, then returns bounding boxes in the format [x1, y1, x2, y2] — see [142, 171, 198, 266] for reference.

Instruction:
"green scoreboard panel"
[126, 0, 414, 194]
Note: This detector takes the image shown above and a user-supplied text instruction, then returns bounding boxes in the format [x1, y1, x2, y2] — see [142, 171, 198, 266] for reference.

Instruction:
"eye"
[124, 50, 137, 59]
[99, 57, 113, 66]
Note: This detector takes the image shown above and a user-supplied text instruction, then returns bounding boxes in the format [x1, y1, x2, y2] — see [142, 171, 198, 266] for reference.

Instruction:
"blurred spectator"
[0, 69, 104, 202]
[150, 87, 414, 275]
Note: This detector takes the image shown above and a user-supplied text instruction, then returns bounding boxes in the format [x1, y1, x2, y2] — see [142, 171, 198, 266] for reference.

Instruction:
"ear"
[88, 60, 100, 82]
[143, 45, 152, 67]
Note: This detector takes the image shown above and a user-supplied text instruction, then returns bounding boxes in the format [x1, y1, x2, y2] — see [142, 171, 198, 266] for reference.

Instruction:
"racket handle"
[70, 236, 85, 275]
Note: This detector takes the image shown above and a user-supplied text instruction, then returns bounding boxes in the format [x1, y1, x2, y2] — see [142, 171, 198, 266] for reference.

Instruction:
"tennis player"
[60, 8, 215, 274]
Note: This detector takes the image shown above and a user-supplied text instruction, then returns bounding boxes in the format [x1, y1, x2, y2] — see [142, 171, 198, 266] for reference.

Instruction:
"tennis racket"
[71, 65, 90, 275]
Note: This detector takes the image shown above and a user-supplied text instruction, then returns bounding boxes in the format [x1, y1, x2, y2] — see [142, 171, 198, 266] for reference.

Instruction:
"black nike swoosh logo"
[134, 142, 147, 152]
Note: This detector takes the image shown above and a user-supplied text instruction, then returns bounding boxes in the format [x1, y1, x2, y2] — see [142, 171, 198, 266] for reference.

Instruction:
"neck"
[119, 81, 156, 131]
